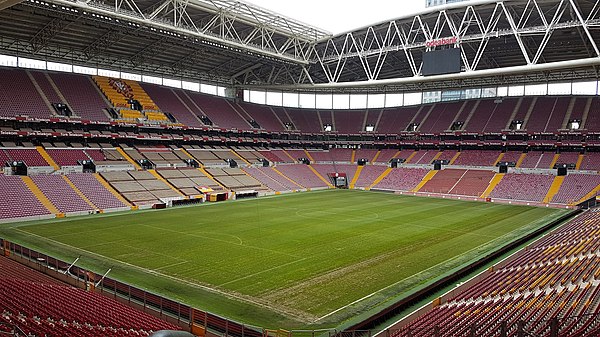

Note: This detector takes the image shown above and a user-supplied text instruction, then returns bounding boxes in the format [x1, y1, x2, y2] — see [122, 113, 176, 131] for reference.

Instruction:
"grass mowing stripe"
[2, 189, 568, 329]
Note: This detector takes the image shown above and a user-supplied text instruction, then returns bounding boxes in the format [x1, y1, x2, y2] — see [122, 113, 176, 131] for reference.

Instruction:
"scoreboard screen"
[422, 48, 461, 76]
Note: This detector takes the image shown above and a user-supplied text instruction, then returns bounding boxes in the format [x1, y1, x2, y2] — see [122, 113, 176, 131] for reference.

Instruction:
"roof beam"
[0, 0, 22, 10]
[45, 0, 320, 65]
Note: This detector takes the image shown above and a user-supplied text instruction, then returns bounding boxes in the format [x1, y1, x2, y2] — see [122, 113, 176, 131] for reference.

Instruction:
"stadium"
[0, 0, 600, 336]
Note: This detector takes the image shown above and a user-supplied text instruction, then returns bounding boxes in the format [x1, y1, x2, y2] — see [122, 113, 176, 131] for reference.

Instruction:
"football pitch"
[0, 190, 570, 329]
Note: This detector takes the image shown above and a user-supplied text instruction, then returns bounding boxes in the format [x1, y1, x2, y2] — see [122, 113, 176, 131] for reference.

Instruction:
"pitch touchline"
[13, 228, 308, 321]
[314, 234, 519, 322]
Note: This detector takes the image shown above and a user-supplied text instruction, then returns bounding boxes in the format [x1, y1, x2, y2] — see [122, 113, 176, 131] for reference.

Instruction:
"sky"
[245, 0, 427, 35]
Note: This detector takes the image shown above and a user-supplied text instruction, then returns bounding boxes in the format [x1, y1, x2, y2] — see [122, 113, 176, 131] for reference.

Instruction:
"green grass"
[0, 190, 569, 329]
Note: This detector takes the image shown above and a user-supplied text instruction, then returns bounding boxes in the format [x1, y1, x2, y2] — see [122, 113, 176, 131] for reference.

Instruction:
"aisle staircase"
[412, 170, 438, 193]
[480, 173, 505, 198]
[349, 166, 364, 189]
[544, 176, 566, 203]
[368, 167, 393, 190]
[21, 176, 62, 216]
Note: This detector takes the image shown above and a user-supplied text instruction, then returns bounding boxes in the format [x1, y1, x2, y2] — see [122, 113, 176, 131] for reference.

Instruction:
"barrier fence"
[2, 238, 599, 337]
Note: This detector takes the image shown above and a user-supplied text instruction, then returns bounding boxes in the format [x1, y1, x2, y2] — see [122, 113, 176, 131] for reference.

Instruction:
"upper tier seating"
[0, 175, 50, 219]
[418, 102, 463, 133]
[259, 149, 293, 163]
[525, 97, 570, 132]
[452, 150, 500, 167]
[2, 68, 600, 136]
[501, 151, 523, 165]
[0, 68, 53, 118]
[4, 148, 50, 167]
[377, 106, 420, 133]
[519, 151, 556, 169]
[139, 83, 203, 127]
[285, 108, 322, 133]
[308, 149, 353, 162]
[580, 152, 600, 171]
[489, 173, 554, 202]
[461, 98, 520, 132]
[373, 167, 429, 191]
[392, 209, 600, 337]
[187, 92, 252, 130]
[374, 149, 399, 163]
[411, 150, 439, 165]
[30, 71, 65, 108]
[48, 72, 110, 121]
[333, 110, 365, 133]
[354, 149, 379, 162]
[45, 148, 92, 167]
[585, 97, 600, 130]
[236, 103, 285, 131]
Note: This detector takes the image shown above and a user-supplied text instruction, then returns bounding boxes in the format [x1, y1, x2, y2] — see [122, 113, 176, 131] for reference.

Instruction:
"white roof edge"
[321, 0, 508, 41]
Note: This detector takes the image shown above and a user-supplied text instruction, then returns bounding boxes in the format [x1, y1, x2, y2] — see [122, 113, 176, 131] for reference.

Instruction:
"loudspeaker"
[499, 165, 508, 174]
[434, 162, 442, 170]
[557, 166, 567, 176]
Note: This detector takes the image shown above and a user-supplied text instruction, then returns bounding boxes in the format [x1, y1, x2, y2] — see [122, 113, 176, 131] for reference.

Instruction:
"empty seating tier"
[30, 174, 93, 213]
[373, 167, 429, 191]
[0, 68, 53, 118]
[275, 164, 328, 188]
[0, 175, 50, 219]
[392, 209, 600, 337]
[0, 256, 180, 336]
[489, 173, 554, 202]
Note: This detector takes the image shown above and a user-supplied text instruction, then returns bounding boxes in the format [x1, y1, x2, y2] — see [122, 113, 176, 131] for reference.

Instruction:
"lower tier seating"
[489, 173, 554, 202]
[373, 167, 429, 191]
[0, 256, 180, 336]
[392, 209, 600, 337]
[0, 175, 50, 219]
[274, 164, 329, 188]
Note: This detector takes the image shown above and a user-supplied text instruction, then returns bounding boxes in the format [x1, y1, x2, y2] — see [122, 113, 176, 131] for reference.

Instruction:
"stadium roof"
[0, 0, 599, 91]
